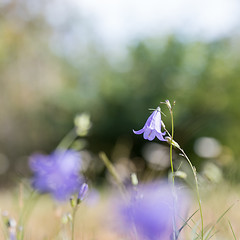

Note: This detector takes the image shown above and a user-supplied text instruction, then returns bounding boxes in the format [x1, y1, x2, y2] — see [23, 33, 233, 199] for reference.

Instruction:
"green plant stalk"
[71, 206, 78, 240]
[179, 148, 204, 240]
[169, 109, 177, 240]
[18, 190, 39, 240]
[56, 128, 77, 151]
[169, 109, 175, 186]
[99, 152, 126, 195]
[162, 109, 204, 239]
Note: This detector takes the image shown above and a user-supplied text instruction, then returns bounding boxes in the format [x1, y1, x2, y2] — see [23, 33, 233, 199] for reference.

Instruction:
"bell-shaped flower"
[133, 107, 166, 141]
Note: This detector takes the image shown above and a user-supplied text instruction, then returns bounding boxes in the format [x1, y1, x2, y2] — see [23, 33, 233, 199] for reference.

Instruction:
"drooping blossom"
[116, 181, 189, 240]
[29, 150, 83, 201]
[133, 107, 166, 141]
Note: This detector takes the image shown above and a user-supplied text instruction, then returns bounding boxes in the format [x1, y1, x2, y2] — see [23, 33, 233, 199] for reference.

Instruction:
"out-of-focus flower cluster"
[116, 181, 189, 240]
[29, 150, 83, 201]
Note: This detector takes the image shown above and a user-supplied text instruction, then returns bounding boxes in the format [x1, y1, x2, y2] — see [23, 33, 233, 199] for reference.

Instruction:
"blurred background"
[1, 0, 240, 187]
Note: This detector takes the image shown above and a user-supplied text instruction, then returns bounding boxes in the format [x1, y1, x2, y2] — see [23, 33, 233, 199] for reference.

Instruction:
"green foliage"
[1, 0, 240, 182]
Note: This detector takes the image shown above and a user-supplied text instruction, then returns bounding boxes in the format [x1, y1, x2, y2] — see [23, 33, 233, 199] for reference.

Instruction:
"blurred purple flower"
[117, 181, 188, 240]
[133, 107, 166, 141]
[77, 183, 89, 202]
[29, 150, 83, 201]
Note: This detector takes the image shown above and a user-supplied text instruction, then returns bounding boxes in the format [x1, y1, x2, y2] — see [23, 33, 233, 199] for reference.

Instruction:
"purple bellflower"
[29, 150, 83, 201]
[116, 181, 188, 240]
[133, 107, 166, 141]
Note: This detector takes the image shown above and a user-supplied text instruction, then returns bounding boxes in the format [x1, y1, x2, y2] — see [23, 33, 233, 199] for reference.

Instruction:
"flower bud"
[165, 100, 172, 110]
[77, 183, 88, 204]
[74, 113, 91, 136]
[174, 171, 187, 179]
[131, 173, 138, 186]
[69, 196, 76, 208]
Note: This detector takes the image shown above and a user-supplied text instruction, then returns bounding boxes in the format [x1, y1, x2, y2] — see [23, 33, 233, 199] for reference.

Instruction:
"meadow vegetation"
[1, 1, 240, 239]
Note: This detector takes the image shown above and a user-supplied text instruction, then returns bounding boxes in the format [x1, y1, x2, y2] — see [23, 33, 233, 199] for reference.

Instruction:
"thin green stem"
[169, 109, 177, 240]
[18, 190, 39, 240]
[161, 104, 204, 239]
[228, 220, 237, 240]
[71, 206, 78, 240]
[56, 128, 77, 151]
[99, 152, 126, 196]
[169, 110, 175, 186]
[179, 148, 204, 240]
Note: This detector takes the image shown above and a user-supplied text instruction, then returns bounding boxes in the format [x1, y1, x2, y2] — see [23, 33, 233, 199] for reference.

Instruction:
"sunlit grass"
[0, 182, 239, 240]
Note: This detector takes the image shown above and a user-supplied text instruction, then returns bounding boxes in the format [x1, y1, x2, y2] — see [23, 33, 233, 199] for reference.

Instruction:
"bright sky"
[71, 0, 240, 48]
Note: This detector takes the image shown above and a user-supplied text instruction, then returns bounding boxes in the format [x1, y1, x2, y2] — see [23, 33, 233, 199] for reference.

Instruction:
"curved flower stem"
[179, 148, 204, 240]
[162, 129, 204, 239]
[162, 100, 204, 239]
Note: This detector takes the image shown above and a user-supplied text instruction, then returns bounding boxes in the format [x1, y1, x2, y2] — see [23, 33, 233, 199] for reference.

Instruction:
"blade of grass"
[176, 210, 200, 239]
[99, 151, 125, 194]
[204, 202, 236, 240]
[228, 220, 237, 240]
[208, 230, 219, 240]
[177, 209, 199, 237]
[191, 219, 201, 240]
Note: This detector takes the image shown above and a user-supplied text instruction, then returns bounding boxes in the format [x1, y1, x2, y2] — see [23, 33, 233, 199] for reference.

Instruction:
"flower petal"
[148, 130, 156, 141]
[156, 132, 167, 141]
[133, 128, 145, 135]
[143, 128, 151, 139]
[144, 110, 157, 128]
[143, 128, 156, 141]
[149, 110, 161, 132]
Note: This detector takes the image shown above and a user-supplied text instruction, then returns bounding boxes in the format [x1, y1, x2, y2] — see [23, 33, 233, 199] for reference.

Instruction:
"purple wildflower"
[29, 150, 83, 201]
[77, 183, 89, 203]
[116, 181, 188, 240]
[133, 107, 166, 141]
